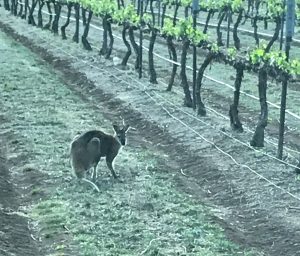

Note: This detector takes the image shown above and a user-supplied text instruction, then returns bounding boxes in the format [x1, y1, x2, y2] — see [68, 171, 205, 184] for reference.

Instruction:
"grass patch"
[33, 153, 255, 256]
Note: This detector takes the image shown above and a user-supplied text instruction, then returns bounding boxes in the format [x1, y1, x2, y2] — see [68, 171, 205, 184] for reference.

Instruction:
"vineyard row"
[1, 0, 300, 167]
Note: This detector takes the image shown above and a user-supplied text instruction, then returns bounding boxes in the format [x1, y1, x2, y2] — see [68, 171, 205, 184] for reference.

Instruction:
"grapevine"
[2, 0, 300, 148]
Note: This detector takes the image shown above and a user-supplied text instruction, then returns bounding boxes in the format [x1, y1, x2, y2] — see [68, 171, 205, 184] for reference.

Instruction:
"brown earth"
[0, 115, 41, 256]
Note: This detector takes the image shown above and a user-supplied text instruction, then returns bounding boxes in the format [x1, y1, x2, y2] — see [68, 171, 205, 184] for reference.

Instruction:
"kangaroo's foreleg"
[106, 157, 118, 179]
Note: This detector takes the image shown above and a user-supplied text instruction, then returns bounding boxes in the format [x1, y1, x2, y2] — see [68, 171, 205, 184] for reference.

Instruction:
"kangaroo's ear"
[124, 124, 130, 133]
[113, 124, 119, 132]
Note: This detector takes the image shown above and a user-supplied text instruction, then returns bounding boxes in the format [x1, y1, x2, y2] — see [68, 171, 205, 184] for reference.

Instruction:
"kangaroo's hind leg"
[87, 137, 101, 182]
[91, 161, 100, 182]
[106, 153, 118, 179]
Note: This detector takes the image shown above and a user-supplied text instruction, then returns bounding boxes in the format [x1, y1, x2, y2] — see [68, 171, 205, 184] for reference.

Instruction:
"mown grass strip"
[0, 30, 261, 256]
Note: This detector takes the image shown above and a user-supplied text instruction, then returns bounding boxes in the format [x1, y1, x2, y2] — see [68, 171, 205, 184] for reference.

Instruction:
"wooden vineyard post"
[139, 0, 144, 79]
[192, 0, 199, 109]
[277, 0, 295, 160]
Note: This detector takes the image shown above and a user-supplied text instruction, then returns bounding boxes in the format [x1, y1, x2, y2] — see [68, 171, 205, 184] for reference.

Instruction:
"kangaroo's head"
[113, 124, 130, 146]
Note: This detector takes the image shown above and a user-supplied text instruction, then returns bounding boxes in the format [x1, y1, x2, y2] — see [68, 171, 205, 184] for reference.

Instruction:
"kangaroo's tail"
[81, 178, 100, 192]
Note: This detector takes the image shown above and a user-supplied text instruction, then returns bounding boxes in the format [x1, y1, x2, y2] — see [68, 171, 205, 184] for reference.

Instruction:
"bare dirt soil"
[0, 117, 41, 255]
[1, 8, 300, 256]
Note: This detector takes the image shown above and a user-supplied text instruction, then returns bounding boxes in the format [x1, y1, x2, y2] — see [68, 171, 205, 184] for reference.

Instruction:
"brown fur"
[70, 124, 129, 184]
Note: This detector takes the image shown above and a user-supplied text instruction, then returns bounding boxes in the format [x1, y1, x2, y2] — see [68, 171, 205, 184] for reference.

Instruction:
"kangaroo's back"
[71, 131, 102, 178]
[70, 123, 130, 183]
[76, 130, 117, 154]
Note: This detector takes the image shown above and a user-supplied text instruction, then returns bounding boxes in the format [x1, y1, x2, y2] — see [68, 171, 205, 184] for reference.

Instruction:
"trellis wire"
[19, 1, 300, 121]
[156, 78, 300, 156]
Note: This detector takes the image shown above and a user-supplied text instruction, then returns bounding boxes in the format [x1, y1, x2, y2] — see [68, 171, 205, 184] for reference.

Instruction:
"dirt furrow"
[0, 127, 40, 256]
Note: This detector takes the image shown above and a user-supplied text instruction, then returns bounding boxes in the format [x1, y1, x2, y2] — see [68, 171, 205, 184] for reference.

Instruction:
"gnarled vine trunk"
[18, 0, 24, 17]
[28, 0, 38, 26]
[149, 0, 155, 25]
[4, 0, 10, 11]
[100, 16, 108, 56]
[180, 38, 193, 107]
[233, 9, 243, 50]
[250, 68, 268, 147]
[173, 3, 179, 25]
[37, 0, 44, 28]
[105, 21, 114, 59]
[11, 0, 17, 15]
[161, 4, 166, 27]
[128, 26, 139, 70]
[121, 25, 131, 67]
[148, 29, 157, 84]
[23, 0, 29, 19]
[61, 3, 72, 39]
[166, 36, 178, 91]
[253, 16, 259, 45]
[13, 0, 19, 16]
[265, 16, 281, 52]
[72, 3, 80, 43]
[81, 10, 93, 51]
[217, 10, 226, 46]
[43, 1, 53, 30]
[82, 7, 87, 26]
[196, 51, 215, 116]
[229, 64, 244, 132]
[203, 9, 213, 34]
[52, 2, 62, 34]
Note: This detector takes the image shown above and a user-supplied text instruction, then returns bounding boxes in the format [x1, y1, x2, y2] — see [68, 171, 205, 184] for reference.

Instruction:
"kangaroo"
[70, 123, 130, 192]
